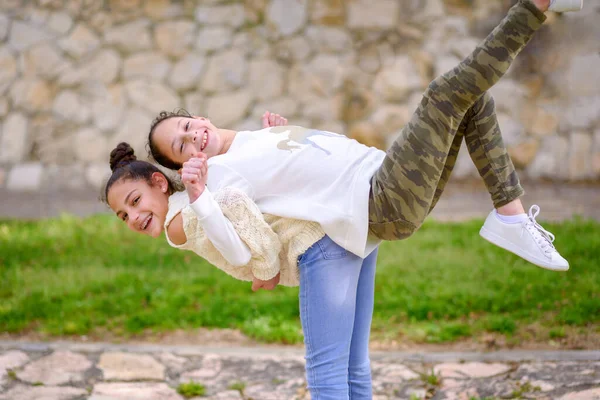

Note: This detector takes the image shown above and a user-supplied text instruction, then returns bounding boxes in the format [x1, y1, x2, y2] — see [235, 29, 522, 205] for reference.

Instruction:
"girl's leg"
[368, 0, 546, 240]
[462, 92, 524, 208]
[348, 248, 378, 400]
[427, 92, 524, 213]
[298, 235, 367, 400]
[407, 87, 568, 271]
[425, 121, 465, 214]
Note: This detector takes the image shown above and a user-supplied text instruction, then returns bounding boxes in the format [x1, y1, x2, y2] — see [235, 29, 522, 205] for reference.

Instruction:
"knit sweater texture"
[164, 188, 325, 287]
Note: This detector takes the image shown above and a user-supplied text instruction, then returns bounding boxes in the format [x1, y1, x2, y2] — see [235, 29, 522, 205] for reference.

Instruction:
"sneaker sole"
[479, 226, 569, 271]
[549, 0, 583, 12]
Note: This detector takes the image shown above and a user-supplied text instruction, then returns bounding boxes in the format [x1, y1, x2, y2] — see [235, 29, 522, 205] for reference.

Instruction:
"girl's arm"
[169, 113, 289, 281]
[166, 187, 282, 282]
[169, 154, 251, 266]
[167, 188, 252, 267]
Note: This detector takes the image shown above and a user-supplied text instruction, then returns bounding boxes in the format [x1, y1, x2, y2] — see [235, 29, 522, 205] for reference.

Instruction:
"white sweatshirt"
[199, 126, 385, 258]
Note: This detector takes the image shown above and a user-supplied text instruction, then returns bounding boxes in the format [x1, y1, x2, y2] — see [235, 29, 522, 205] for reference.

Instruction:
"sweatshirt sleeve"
[189, 187, 252, 267]
[177, 187, 282, 281]
[212, 187, 282, 281]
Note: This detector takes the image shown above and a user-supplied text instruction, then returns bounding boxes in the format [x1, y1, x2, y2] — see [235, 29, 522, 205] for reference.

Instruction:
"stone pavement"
[1, 181, 600, 222]
[0, 341, 599, 400]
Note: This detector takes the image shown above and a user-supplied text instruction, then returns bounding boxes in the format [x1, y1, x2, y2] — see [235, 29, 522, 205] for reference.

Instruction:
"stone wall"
[0, 0, 599, 193]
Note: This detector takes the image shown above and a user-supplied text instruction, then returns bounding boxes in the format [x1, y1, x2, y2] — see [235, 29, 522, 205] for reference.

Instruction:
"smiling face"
[151, 116, 222, 169]
[107, 174, 170, 238]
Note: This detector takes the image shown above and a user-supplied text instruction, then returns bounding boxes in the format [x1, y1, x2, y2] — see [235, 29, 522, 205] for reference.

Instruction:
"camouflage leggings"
[368, 0, 546, 241]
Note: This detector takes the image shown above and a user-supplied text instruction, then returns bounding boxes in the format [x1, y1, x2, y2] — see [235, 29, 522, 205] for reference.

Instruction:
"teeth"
[142, 215, 151, 230]
[201, 132, 207, 150]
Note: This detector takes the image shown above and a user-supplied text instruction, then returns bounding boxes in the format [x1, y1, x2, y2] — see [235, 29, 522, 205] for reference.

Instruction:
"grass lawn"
[1, 214, 599, 347]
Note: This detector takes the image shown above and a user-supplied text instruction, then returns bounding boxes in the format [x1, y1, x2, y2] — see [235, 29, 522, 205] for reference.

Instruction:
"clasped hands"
[251, 272, 280, 292]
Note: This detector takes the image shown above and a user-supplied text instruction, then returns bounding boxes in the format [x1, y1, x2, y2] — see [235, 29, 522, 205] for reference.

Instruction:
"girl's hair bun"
[109, 142, 137, 172]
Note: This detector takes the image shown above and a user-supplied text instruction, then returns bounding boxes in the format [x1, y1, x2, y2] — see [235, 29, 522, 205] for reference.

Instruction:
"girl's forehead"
[155, 118, 173, 131]
[108, 179, 152, 211]
[157, 117, 184, 137]
[109, 179, 148, 201]
[116, 178, 149, 190]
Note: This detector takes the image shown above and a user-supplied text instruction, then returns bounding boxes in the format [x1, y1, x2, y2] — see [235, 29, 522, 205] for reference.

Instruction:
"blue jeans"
[298, 235, 379, 400]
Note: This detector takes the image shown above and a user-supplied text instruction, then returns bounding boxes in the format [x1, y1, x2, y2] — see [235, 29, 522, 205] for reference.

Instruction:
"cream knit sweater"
[164, 188, 325, 287]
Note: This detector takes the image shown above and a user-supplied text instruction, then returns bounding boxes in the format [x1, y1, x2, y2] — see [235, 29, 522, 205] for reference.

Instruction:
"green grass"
[419, 368, 442, 387]
[1, 214, 599, 345]
[510, 381, 541, 398]
[228, 381, 246, 393]
[177, 381, 206, 398]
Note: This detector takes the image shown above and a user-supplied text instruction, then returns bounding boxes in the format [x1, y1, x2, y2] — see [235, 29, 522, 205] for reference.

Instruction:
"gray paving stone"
[155, 351, 189, 374]
[97, 352, 165, 381]
[0, 350, 29, 380]
[17, 350, 92, 385]
[0, 385, 87, 400]
[513, 360, 600, 389]
[433, 361, 512, 379]
[207, 390, 244, 399]
[372, 361, 419, 382]
[89, 382, 183, 400]
[244, 382, 305, 400]
[181, 354, 222, 380]
[559, 388, 600, 400]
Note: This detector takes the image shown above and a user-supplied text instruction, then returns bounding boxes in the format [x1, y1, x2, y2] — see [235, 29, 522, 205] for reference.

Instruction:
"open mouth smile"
[141, 214, 152, 231]
[200, 130, 208, 151]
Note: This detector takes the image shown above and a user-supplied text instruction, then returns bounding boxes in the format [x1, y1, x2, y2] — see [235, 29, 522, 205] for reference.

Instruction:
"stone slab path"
[1, 341, 599, 400]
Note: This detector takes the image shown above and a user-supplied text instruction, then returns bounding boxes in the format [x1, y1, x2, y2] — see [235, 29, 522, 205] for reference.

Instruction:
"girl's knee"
[428, 63, 463, 93]
[482, 91, 495, 105]
[348, 360, 371, 378]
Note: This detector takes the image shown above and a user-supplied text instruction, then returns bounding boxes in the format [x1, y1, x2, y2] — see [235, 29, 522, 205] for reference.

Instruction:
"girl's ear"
[151, 172, 168, 193]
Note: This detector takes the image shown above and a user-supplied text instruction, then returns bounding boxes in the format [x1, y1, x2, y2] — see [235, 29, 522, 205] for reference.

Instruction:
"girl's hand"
[181, 154, 208, 203]
[251, 272, 280, 291]
[261, 111, 288, 128]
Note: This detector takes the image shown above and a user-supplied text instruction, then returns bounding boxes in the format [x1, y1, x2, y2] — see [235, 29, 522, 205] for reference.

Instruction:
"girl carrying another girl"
[107, 1, 581, 398]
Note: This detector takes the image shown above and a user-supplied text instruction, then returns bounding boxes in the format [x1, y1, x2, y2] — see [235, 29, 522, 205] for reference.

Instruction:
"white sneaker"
[549, 0, 583, 12]
[479, 205, 569, 271]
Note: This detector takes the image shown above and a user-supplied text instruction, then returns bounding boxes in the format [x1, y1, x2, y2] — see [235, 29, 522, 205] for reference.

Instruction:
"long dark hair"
[103, 142, 179, 203]
[147, 109, 194, 170]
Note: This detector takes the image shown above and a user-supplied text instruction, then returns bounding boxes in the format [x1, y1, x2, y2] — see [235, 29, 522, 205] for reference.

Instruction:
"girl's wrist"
[187, 186, 204, 203]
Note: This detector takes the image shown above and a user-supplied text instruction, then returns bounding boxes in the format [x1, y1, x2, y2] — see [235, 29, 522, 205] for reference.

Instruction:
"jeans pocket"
[297, 240, 319, 266]
[317, 235, 348, 260]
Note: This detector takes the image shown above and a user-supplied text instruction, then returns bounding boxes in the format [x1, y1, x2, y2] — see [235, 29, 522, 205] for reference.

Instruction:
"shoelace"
[521, 205, 556, 255]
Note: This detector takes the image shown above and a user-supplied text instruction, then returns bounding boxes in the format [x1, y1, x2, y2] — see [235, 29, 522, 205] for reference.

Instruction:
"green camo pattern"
[368, 0, 545, 241]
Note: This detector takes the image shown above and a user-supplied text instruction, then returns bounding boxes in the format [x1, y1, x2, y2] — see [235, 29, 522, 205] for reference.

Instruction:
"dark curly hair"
[147, 108, 194, 170]
[103, 142, 179, 203]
